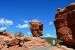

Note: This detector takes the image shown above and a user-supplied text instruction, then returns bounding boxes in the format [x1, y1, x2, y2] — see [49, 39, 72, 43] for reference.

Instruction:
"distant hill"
[41, 37, 63, 45]
[41, 37, 56, 43]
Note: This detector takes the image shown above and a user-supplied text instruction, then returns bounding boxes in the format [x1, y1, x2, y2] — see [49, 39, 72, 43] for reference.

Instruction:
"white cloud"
[49, 22, 53, 25]
[16, 24, 29, 28]
[27, 32, 31, 35]
[44, 33, 56, 38]
[16, 19, 40, 29]
[31, 19, 39, 22]
[0, 18, 13, 25]
[45, 34, 51, 37]
[16, 20, 29, 28]
[0, 27, 7, 31]
[24, 20, 29, 23]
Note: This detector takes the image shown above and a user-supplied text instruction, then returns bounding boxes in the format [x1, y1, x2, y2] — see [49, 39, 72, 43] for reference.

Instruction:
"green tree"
[15, 32, 24, 37]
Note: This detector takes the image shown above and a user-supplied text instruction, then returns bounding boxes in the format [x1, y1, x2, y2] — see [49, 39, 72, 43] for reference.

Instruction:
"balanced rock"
[30, 21, 43, 37]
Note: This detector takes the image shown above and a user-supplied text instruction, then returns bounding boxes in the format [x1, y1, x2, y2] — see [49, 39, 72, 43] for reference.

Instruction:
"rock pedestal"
[54, 3, 75, 46]
[30, 21, 43, 37]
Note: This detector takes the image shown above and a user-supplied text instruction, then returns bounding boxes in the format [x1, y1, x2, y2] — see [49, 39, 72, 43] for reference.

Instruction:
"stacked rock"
[30, 21, 43, 37]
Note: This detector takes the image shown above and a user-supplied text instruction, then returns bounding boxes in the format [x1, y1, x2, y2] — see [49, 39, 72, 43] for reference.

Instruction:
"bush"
[15, 32, 24, 37]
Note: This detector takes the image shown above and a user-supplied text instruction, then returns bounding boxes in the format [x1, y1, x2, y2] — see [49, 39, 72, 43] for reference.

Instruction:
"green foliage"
[15, 32, 24, 37]
[55, 39, 63, 44]
[41, 37, 63, 46]
[41, 37, 55, 43]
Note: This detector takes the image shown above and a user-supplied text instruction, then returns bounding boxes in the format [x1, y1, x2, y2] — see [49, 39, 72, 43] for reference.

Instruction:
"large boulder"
[0, 36, 30, 50]
[6, 39, 22, 47]
[30, 21, 43, 37]
[54, 3, 75, 46]
[0, 43, 30, 50]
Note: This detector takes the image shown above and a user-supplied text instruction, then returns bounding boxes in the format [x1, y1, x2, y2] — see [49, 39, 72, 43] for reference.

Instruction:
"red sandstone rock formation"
[0, 36, 12, 42]
[0, 44, 29, 50]
[24, 37, 49, 47]
[17, 36, 31, 42]
[6, 39, 21, 46]
[0, 31, 15, 38]
[51, 45, 74, 50]
[30, 21, 43, 37]
[54, 3, 75, 46]
[0, 29, 49, 50]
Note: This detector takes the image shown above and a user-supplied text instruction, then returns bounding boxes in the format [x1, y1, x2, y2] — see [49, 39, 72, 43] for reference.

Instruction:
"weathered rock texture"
[0, 38, 30, 50]
[51, 45, 74, 50]
[0, 32, 31, 50]
[0, 31, 15, 38]
[54, 3, 75, 46]
[30, 21, 43, 37]
[24, 37, 49, 47]
[0, 31, 49, 50]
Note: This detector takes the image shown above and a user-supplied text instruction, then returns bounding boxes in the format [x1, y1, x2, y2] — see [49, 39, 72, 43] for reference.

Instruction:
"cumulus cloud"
[0, 27, 7, 31]
[45, 33, 56, 38]
[24, 20, 29, 23]
[27, 32, 31, 35]
[45, 34, 51, 37]
[0, 18, 13, 25]
[16, 24, 29, 28]
[16, 19, 40, 29]
[16, 20, 29, 28]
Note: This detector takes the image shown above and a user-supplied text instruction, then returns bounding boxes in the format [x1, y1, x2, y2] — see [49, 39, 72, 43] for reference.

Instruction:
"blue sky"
[0, 0, 75, 38]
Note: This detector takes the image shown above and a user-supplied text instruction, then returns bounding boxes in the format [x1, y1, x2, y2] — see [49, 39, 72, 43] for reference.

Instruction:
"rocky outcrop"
[0, 31, 31, 50]
[0, 37, 49, 50]
[4, 36, 31, 47]
[30, 21, 43, 37]
[24, 37, 49, 47]
[6, 39, 22, 47]
[0, 31, 15, 38]
[54, 3, 75, 46]
[0, 44, 29, 50]
[17, 36, 31, 42]
[0, 37, 30, 50]
[0, 32, 49, 50]
[51, 45, 74, 50]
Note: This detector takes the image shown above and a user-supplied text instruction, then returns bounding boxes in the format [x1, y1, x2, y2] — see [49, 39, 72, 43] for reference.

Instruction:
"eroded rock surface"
[51, 45, 74, 50]
[30, 21, 43, 37]
[0, 31, 49, 50]
[24, 37, 49, 47]
[54, 3, 75, 46]
[0, 31, 15, 38]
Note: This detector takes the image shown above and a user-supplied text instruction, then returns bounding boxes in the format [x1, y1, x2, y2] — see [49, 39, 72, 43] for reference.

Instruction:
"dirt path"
[30, 45, 54, 50]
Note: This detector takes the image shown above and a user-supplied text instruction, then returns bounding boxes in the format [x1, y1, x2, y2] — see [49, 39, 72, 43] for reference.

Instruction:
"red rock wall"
[54, 3, 75, 46]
